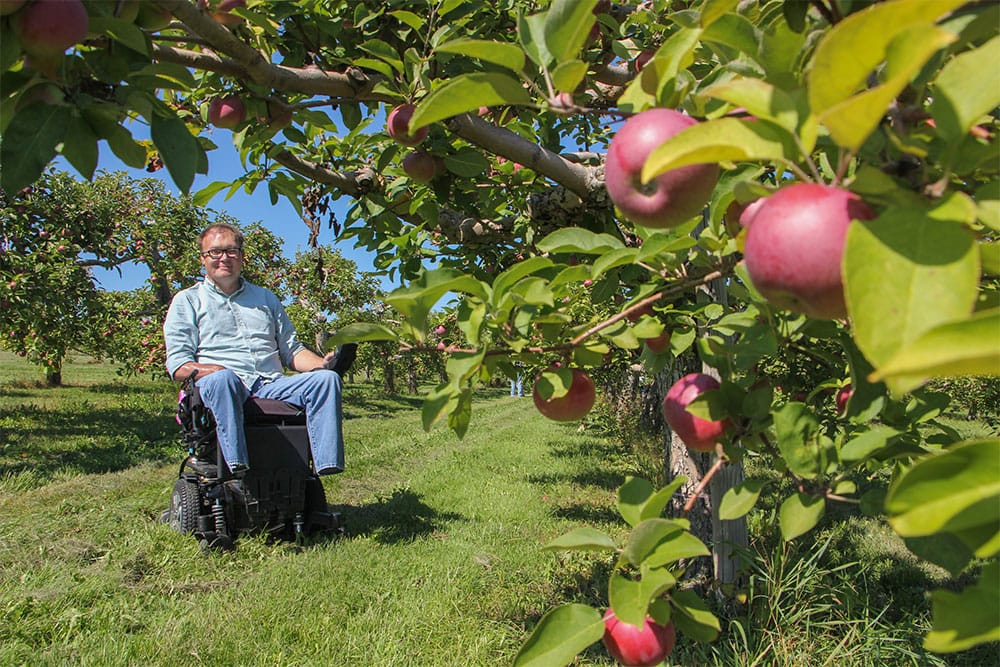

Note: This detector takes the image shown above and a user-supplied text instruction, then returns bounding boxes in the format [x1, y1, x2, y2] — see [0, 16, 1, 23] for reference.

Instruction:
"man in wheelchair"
[161, 223, 355, 548]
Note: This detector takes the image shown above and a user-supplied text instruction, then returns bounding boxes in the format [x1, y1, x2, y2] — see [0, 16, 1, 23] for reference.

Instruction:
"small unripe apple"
[533, 368, 596, 422]
[605, 108, 719, 229]
[402, 150, 442, 183]
[602, 609, 676, 667]
[12, 0, 88, 59]
[662, 372, 729, 452]
[136, 3, 172, 30]
[743, 183, 876, 319]
[387, 104, 429, 146]
[208, 95, 246, 129]
[836, 384, 853, 416]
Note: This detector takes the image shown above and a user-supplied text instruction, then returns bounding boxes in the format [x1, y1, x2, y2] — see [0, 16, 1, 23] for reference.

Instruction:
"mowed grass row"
[0, 354, 636, 666]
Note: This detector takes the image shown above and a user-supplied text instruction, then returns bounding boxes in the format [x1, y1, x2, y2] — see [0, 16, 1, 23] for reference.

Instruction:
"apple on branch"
[388, 104, 429, 147]
[208, 95, 246, 129]
[402, 150, 444, 184]
[605, 108, 719, 229]
[12, 0, 88, 77]
[662, 373, 730, 452]
[743, 183, 875, 320]
[602, 608, 676, 667]
[533, 367, 596, 422]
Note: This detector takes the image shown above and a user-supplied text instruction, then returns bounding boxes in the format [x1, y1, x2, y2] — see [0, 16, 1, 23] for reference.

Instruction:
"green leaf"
[88, 16, 150, 55]
[773, 403, 823, 479]
[701, 12, 759, 58]
[544, 0, 598, 64]
[0, 104, 71, 193]
[930, 35, 1000, 143]
[551, 60, 588, 94]
[845, 202, 979, 374]
[886, 439, 1000, 540]
[670, 589, 720, 643]
[517, 10, 553, 69]
[448, 387, 473, 439]
[872, 309, 1000, 394]
[436, 38, 526, 73]
[536, 227, 624, 255]
[409, 73, 531, 131]
[609, 567, 676, 628]
[924, 560, 1000, 653]
[625, 519, 709, 567]
[442, 147, 490, 178]
[446, 349, 486, 386]
[60, 113, 99, 180]
[493, 257, 556, 299]
[0, 21, 20, 73]
[642, 118, 799, 183]
[840, 427, 902, 463]
[718, 479, 767, 520]
[807, 0, 966, 114]
[323, 322, 398, 347]
[150, 115, 199, 194]
[386, 268, 489, 342]
[779, 493, 826, 541]
[820, 24, 956, 151]
[513, 603, 604, 667]
[359, 39, 403, 73]
[618, 28, 700, 113]
[422, 382, 461, 432]
[617, 477, 687, 527]
[699, 77, 800, 133]
[192, 181, 231, 207]
[542, 527, 618, 552]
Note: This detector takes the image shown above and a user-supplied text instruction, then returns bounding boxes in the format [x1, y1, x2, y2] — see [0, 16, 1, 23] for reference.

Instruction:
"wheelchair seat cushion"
[244, 397, 307, 425]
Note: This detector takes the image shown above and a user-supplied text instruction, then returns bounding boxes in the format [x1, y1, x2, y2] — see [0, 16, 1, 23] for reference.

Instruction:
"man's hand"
[172, 362, 227, 382]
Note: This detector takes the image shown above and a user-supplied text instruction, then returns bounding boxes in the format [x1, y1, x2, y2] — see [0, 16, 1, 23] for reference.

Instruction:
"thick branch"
[445, 113, 595, 198]
[272, 151, 377, 197]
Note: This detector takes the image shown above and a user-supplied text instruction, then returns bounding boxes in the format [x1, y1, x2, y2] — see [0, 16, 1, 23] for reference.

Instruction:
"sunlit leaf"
[436, 38, 526, 73]
[542, 527, 618, 552]
[930, 35, 1000, 142]
[670, 589, 720, 642]
[779, 493, 825, 541]
[924, 561, 1000, 653]
[536, 228, 624, 255]
[718, 479, 767, 520]
[699, 77, 800, 132]
[642, 118, 799, 183]
[409, 73, 531, 131]
[544, 0, 598, 64]
[513, 603, 604, 667]
[808, 0, 965, 114]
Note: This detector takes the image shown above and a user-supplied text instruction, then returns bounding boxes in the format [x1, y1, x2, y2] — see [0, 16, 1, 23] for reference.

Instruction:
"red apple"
[402, 150, 442, 183]
[632, 49, 655, 73]
[743, 183, 875, 320]
[387, 104, 429, 146]
[662, 373, 729, 452]
[602, 609, 676, 667]
[12, 0, 88, 59]
[644, 330, 671, 355]
[208, 95, 246, 129]
[836, 384, 853, 416]
[533, 368, 596, 422]
[605, 108, 719, 228]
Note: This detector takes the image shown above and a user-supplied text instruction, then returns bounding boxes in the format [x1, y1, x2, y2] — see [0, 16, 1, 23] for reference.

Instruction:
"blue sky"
[68, 125, 385, 293]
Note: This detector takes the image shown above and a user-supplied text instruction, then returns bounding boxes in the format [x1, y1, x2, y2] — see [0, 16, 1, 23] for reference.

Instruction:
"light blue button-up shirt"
[163, 278, 304, 389]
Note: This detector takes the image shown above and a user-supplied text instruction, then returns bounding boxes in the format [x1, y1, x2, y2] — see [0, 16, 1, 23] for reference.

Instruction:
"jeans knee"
[198, 369, 242, 396]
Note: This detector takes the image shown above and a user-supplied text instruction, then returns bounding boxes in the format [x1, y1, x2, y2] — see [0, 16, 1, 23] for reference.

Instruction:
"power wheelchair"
[163, 346, 355, 550]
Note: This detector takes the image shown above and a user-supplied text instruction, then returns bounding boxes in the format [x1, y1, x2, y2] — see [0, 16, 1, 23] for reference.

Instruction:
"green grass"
[1, 352, 995, 666]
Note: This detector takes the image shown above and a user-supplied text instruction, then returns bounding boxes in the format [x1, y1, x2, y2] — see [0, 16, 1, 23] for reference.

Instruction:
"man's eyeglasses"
[200, 247, 243, 260]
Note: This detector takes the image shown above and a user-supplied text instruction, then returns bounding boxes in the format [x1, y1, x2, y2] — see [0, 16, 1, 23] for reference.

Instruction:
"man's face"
[199, 229, 243, 286]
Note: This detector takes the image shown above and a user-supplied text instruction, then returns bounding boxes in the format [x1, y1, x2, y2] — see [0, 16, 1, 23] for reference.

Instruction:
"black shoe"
[324, 343, 357, 376]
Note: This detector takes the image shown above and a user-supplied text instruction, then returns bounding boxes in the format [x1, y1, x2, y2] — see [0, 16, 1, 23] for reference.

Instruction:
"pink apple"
[743, 183, 875, 320]
[605, 108, 719, 228]
[602, 609, 676, 667]
[388, 104, 429, 146]
[402, 150, 442, 183]
[836, 384, 853, 416]
[632, 49, 655, 73]
[12, 0, 88, 59]
[662, 373, 730, 452]
[644, 330, 671, 355]
[533, 368, 596, 422]
[208, 95, 246, 129]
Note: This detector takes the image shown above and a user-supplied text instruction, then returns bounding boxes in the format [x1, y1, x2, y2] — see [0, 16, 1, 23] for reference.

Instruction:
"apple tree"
[1, 0, 997, 658]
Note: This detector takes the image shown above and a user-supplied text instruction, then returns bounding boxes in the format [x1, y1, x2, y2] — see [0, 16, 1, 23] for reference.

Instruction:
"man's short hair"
[198, 223, 244, 249]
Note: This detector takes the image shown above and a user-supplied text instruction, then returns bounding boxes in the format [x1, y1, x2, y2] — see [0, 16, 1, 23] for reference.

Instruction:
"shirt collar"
[203, 276, 245, 297]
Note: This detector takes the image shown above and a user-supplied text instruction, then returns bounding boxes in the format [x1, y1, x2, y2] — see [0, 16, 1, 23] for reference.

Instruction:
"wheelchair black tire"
[169, 478, 200, 535]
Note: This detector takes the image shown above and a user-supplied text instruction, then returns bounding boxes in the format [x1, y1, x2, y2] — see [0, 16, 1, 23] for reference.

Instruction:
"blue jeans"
[510, 373, 523, 397]
[196, 369, 345, 474]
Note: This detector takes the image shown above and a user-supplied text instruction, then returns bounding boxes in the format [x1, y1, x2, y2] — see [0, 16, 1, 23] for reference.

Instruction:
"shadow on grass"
[0, 404, 179, 479]
[332, 487, 465, 544]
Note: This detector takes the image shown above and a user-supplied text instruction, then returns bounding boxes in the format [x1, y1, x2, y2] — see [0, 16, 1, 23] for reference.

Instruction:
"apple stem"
[681, 454, 726, 515]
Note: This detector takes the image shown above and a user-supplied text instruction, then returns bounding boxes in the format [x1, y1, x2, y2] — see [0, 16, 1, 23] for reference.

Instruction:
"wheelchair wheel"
[305, 477, 328, 513]
[169, 478, 200, 534]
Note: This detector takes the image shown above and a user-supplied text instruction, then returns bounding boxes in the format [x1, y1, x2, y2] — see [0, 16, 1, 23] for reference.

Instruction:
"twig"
[681, 454, 726, 515]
